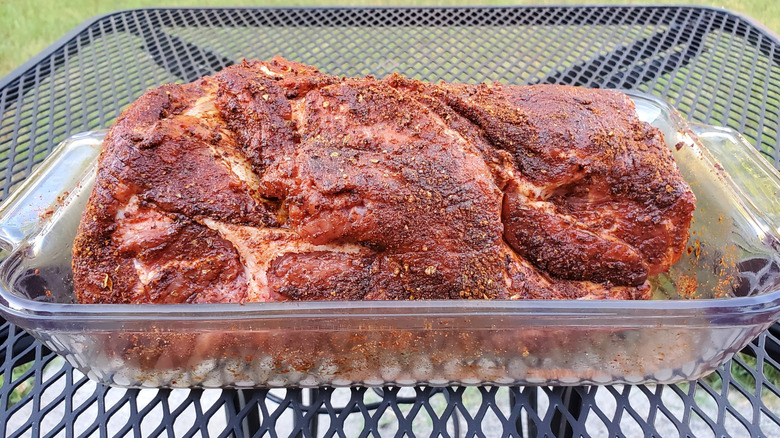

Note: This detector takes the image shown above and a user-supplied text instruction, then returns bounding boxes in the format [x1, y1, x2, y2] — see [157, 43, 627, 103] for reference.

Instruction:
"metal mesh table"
[1, 5, 779, 436]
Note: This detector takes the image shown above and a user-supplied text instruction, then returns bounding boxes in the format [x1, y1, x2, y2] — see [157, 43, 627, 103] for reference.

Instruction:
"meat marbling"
[72, 57, 695, 303]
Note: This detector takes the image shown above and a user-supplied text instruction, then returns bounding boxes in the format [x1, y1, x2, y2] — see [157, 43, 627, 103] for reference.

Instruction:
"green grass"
[702, 352, 780, 396]
[0, 362, 35, 406]
[2, 0, 780, 80]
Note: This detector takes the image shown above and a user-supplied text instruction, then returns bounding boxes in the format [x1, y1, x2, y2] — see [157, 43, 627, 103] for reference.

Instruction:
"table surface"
[1, 5, 780, 437]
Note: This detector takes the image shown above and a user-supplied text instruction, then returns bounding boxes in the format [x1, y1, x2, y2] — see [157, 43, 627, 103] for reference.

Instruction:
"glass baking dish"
[1, 91, 779, 388]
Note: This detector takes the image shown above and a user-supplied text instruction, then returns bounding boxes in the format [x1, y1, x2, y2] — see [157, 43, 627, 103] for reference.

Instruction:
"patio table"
[1, 5, 779, 436]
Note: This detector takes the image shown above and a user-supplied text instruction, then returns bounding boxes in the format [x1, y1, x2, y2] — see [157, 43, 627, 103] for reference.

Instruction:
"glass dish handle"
[690, 123, 780, 240]
[0, 131, 106, 252]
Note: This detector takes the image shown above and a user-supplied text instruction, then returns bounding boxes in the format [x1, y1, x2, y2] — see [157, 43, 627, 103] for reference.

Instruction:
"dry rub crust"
[72, 57, 695, 304]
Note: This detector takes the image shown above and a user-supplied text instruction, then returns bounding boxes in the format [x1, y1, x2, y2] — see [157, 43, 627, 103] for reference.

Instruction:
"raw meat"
[72, 58, 695, 303]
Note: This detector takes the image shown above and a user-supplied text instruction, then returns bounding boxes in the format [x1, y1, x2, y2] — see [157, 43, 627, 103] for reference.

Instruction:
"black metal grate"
[1, 6, 780, 436]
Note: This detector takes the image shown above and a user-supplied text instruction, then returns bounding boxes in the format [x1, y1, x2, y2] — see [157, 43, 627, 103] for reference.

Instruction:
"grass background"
[1, 0, 780, 79]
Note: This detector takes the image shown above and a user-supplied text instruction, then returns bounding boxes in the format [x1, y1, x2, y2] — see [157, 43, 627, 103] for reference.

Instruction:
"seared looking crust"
[73, 57, 695, 303]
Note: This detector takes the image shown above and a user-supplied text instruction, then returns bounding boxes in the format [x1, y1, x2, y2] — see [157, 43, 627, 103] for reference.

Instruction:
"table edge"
[2, 4, 779, 91]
